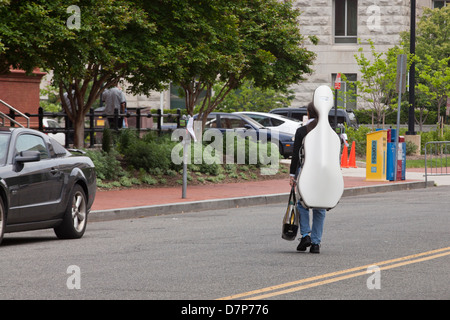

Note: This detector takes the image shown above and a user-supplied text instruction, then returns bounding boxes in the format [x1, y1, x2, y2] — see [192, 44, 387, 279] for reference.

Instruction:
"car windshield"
[0, 133, 11, 166]
[276, 114, 301, 122]
[238, 114, 265, 129]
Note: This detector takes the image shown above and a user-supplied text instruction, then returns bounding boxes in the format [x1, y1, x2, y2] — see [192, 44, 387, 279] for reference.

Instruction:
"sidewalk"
[89, 167, 438, 222]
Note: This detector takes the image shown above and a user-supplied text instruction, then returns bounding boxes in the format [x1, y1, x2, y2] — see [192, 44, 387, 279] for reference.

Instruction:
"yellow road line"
[247, 250, 450, 300]
[217, 246, 450, 300]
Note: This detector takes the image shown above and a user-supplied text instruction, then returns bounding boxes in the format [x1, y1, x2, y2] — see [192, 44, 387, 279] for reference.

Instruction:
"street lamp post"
[407, 0, 416, 135]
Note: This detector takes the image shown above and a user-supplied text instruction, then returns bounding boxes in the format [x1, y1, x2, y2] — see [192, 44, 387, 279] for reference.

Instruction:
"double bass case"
[296, 85, 344, 210]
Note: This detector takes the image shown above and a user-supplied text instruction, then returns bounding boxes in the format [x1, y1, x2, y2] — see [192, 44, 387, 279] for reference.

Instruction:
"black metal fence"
[424, 141, 450, 187]
[6, 107, 183, 148]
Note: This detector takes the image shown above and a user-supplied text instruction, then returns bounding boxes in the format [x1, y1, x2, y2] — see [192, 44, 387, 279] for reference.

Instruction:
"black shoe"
[296, 235, 311, 251]
[310, 243, 320, 254]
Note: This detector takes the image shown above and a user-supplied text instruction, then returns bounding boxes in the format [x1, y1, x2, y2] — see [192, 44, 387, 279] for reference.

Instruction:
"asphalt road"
[0, 186, 449, 302]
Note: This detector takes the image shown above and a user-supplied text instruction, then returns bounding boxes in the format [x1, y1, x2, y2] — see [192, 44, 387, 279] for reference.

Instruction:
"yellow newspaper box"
[366, 130, 387, 181]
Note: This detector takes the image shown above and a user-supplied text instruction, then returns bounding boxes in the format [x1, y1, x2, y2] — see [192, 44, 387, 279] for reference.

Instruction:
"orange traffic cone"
[348, 141, 357, 168]
[340, 144, 349, 168]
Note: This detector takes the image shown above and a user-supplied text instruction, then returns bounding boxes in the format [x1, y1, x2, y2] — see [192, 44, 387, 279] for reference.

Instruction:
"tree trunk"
[73, 115, 85, 149]
[419, 109, 423, 132]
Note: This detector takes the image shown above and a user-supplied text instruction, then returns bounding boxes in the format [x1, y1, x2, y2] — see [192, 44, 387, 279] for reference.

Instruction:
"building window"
[332, 73, 357, 110]
[334, 0, 357, 44]
[433, 0, 449, 8]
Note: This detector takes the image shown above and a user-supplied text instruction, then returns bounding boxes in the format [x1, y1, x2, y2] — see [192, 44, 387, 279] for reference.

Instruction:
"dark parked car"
[270, 107, 358, 128]
[0, 127, 96, 245]
[194, 112, 295, 158]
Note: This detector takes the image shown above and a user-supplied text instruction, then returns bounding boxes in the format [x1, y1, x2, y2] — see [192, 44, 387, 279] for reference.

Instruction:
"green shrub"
[344, 124, 371, 157]
[119, 176, 133, 187]
[116, 129, 138, 154]
[345, 124, 450, 157]
[123, 139, 172, 173]
[419, 125, 450, 154]
[102, 128, 113, 154]
[184, 141, 222, 176]
[85, 149, 124, 180]
[198, 156, 221, 176]
[405, 141, 418, 156]
[141, 174, 158, 185]
[197, 176, 205, 183]
[166, 169, 178, 176]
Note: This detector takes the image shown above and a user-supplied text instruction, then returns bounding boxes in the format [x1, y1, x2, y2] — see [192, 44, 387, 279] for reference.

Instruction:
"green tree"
[144, 0, 316, 126]
[416, 55, 450, 135]
[0, 1, 70, 74]
[213, 79, 295, 113]
[401, 6, 450, 128]
[402, 6, 450, 65]
[1, 0, 167, 148]
[354, 39, 414, 127]
[48, 0, 167, 148]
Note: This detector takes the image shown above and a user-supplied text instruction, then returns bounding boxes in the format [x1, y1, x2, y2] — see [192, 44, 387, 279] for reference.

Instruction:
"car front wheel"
[54, 184, 87, 239]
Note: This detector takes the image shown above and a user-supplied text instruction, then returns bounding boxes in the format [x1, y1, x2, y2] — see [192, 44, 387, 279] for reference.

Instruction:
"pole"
[334, 73, 341, 130]
[182, 132, 188, 199]
[182, 140, 188, 199]
[182, 115, 194, 199]
[160, 91, 164, 129]
[334, 89, 338, 130]
[407, 0, 416, 135]
[395, 54, 407, 181]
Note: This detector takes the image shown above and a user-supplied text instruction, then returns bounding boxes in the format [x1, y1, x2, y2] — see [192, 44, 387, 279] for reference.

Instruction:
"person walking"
[62, 84, 76, 145]
[289, 102, 326, 254]
[102, 84, 127, 129]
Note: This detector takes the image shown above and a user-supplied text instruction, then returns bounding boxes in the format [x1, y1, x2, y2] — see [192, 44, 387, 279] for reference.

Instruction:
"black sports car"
[0, 127, 96, 245]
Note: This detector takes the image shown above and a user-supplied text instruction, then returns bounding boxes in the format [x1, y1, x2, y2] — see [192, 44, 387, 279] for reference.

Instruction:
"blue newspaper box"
[387, 136, 406, 181]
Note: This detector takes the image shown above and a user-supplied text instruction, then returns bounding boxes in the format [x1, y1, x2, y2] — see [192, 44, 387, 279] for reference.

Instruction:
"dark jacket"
[289, 119, 317, 176]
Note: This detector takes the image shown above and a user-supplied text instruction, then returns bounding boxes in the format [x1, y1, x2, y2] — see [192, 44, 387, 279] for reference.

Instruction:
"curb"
[89, 180, 435, 222]
[342, 180, 434, 197]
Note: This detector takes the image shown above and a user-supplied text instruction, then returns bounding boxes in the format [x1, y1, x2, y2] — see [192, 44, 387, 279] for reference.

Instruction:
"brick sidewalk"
[91, 175, 419, 211]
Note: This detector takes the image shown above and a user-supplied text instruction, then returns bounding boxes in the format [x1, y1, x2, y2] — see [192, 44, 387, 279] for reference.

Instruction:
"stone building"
[288, 0, 439, 110]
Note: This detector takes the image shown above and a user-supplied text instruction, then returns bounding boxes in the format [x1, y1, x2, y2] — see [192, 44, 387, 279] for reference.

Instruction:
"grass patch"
[406, 158, 450, 169]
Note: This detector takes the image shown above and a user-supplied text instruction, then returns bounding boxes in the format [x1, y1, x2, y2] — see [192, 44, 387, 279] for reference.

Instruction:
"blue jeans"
[297, 201, 326, 245]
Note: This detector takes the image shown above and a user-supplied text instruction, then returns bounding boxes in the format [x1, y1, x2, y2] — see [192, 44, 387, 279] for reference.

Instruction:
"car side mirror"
[15, 150, 41, 163]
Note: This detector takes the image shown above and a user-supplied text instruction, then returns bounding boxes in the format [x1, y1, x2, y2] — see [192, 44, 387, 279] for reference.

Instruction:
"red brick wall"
[0, 68, 46, 128]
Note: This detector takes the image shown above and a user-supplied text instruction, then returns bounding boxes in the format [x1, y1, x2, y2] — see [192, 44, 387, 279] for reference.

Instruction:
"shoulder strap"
[299, 139, 305, 168]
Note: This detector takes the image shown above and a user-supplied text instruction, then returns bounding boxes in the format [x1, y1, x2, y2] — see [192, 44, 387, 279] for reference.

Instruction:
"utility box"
[366, 130, 388, 181]
[387, 136, 406, 181]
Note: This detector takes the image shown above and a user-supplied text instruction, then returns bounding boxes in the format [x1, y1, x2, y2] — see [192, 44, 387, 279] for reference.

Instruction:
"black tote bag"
[282, 186, 299, 241]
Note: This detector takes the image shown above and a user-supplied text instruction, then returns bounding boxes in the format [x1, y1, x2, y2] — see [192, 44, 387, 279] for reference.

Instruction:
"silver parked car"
[234, 111, 302, 135]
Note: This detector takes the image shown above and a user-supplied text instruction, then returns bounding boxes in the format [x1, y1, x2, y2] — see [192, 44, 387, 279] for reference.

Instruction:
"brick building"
[0, 68, 46, 127]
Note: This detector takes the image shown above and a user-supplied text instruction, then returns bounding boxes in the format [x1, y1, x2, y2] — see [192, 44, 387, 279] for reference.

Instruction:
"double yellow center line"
[217, 246, 450, 300]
